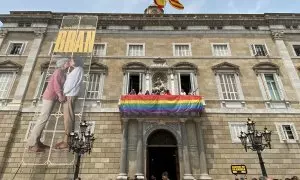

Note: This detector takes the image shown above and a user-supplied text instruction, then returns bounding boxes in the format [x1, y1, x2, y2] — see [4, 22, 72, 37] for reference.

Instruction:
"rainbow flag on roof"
[119, 95, 205, 116]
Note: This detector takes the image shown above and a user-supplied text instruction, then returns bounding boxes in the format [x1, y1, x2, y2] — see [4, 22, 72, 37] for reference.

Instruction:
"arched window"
[212, 62, 245, 108]
[122, 62, 148, 95]
[171, 62, 198, 95]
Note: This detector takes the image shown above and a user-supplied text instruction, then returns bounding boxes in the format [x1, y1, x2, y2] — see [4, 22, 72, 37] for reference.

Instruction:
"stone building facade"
[0, 6, 300, 180]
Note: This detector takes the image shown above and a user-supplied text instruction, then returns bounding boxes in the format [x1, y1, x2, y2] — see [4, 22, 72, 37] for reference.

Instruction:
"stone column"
[12, 29, 46, 105]
[0, 29, 8, 49]
[135, 120, 144, 179]
[145, 72, 150, 92]
[180, 119, 195, 180]
[272, 31, 300, 101]
[117, 119, 129, 180]
[195, 120, 212, 180]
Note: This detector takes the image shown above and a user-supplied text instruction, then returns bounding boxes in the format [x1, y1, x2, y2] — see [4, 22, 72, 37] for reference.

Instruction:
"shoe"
[37, 142, 50, 149]
[28, 146, 45, 152]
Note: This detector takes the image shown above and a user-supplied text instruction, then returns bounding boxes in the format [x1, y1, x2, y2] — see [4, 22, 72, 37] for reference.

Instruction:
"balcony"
[119, 95, 205, 117]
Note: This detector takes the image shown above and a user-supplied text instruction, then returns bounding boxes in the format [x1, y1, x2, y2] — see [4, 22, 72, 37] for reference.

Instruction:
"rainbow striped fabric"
[119, 95, 205, 116]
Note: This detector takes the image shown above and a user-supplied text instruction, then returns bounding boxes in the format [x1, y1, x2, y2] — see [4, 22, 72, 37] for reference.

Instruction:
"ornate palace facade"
[0, 6, 300, 180]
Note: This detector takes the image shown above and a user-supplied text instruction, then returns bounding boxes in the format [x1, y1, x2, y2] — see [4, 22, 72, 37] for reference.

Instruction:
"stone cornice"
[1, 11, 300, 27]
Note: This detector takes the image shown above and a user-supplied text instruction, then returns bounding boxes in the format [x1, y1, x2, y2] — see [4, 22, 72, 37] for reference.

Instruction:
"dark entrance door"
[147, 130, 179, 180]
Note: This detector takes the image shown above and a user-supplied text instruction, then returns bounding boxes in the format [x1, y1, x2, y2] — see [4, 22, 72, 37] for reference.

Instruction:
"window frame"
[0, 71, 17, 99]
[173, 43, 192, 57]
[126, 43, 145, 57]
[228, 122, 247, 143]
[5, 41, 28, 56]
[212, 62, 245, 108]
[257, 72, 285, 101]
[211, 43, 232, 56]
[93, 43, 107, 57]
[275, 122, 299, 143]
[83, 72, 106, 100]
[289, 42, 300, 56]
[249, 43, 270, 57]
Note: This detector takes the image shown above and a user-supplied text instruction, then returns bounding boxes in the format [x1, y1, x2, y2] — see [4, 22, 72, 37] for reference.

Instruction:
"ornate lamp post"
[68, 121, 95, 180]
[238, 118, 272, 177]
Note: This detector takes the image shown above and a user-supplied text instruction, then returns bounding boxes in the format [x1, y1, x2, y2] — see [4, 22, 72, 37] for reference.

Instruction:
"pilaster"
[180, 119, 196, 180]
[0, 29, 8, 49]
[11, 29, 46, 105]
[195, 120, 212, 180]
[135, 119, 144, 180]
[117, 118, 129, 180]
[271, 31, 300, 102]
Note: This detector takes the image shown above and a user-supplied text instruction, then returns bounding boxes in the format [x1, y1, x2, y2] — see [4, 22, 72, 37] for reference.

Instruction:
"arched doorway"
[147, 130, 179, 180]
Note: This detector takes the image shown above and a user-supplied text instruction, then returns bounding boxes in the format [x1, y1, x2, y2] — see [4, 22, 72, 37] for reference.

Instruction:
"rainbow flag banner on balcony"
[119, 95, 205, 117]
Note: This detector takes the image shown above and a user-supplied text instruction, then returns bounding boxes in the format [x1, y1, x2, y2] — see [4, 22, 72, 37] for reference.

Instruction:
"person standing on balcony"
[55, 56, 84, 149]
[27, 58, 70, 152]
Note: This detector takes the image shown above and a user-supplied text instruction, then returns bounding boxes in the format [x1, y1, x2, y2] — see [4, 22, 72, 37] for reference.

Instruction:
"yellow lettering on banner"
[53, 31, 67, 52]
[54, 30, 96, 53]
[64, 31, 77, 52]
[74, 31, 84, 53]
[84, 31, 95, 53]
[58, 31, 68, 52]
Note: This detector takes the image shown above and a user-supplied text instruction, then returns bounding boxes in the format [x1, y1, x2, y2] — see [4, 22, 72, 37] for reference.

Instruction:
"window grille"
[0, 72, 14, 98]
[213, 44, 230, 56]
[251, 44, 268, 56]
[7, 42, 26, 55]
[93, 44, 106, 56]
[174, 44, 191, 56]
[229, 123, 247, 143]
[219, 74, 239, 100]
[127, 44, 144, 56]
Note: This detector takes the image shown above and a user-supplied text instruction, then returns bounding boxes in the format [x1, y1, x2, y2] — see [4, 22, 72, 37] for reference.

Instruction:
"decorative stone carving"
[0, 29, 8, 38]
[271, 31, 284, 40]
[152, 72, 168, 94]
[150, 58, 168, 68]
[34, 29, 46, 37]
[143, 121, 182, 147]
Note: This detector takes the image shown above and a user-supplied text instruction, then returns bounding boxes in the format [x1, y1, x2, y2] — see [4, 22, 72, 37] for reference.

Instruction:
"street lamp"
[68, 121, 95, 180]
[238, 118, 272, 177]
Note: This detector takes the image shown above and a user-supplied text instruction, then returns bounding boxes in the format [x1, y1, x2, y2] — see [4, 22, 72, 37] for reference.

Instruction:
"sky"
[0, 0, 299, 14]
[0, 0, 299, 26]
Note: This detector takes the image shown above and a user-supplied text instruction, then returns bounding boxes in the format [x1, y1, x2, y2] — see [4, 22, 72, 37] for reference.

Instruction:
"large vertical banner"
[22, 16, 98, 167]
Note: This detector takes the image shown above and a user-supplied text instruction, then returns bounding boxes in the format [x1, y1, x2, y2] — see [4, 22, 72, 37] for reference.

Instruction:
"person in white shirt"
[55, 56, 84, 149]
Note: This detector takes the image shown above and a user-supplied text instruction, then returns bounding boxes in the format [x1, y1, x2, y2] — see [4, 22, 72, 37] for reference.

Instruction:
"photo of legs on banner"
[22, 16, 98, 166]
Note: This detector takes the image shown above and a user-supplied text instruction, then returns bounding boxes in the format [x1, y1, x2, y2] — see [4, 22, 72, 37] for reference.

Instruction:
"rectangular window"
[251, 44, 268, 56]
[229, 123, 247, 143]
[128, 74, 141, 94]
[86, 73, 103, 99]
[179, 74, 191, 95]
[7, 42, 26, 55]
[275, 123, 299, 143]
[213, 44, 231, 56]
[219, 74, 239, 100]
[264, 74, 281, 100]
[93, 44, 106, 56]
[174, 44, 192, 56]
[127, 44, 145, 56]
[0, 72, 15, 99]
[293, 45, 300, 56]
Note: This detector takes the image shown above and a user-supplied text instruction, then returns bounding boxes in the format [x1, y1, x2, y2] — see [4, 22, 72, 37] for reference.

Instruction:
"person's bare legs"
[55, 96, 75, 149]
[27, 100, 55, 152]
